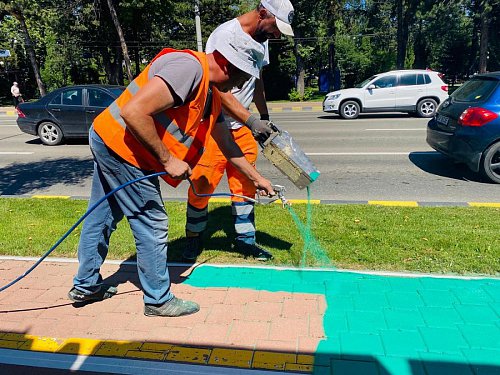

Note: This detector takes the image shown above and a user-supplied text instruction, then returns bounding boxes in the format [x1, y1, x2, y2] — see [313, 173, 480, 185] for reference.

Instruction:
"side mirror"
[367, 84, 376, 90]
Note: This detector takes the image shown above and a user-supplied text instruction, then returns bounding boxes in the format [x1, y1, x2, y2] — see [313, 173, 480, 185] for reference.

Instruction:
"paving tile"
[281, 298, 317, 319]
[225, 320, 270, 346]
[455, 304, 498, 323]
[255, 339, 297, 352]
[383, 308, 425, 330]
[308, 314, 327, 338]
[418, 327, 469, 353]
[252, 350, 296, 371]
[418, 289, 459, 307]
[187, 323, 230, 346]
[223, 288, 260, 305]
[331, 358, 379, 375]
[208, 348, 253, 368]
[322, 313, 348, 333]
[346, 310, 387, 332]
[457, 324, 500, 349]
[244, 301, 283, 321]
[385, 291, 425, 309]
[419, 306, 464, 328]
[165, 346, 211, 364]
[381, 330, 427, 357]
[269, 317, 309, 340]
[452, 287, 494, 305]
[145, 326, 192, 344]
[352, 292, 389, 311]
[206, 303, 245, 324]
[339, 332, 385, 359]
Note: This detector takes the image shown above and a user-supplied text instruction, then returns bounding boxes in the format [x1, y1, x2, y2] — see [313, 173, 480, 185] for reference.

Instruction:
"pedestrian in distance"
[184, 0, 295, 262]
[68, 32, 276, 317]
[11, 81, 24, 107]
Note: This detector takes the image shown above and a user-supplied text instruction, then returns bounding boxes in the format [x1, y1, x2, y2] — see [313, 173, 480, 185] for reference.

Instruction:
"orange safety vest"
[93, 48, 221, 187]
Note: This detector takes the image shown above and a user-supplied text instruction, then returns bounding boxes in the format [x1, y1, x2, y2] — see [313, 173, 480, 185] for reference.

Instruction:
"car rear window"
[452, 77, 498, 103]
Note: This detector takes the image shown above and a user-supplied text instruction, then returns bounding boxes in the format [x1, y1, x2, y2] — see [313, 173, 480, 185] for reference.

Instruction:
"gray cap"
[211, 28, 265, 79]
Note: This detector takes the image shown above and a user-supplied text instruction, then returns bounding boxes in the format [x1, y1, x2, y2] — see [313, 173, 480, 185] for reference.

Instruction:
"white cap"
[261, 0, 295, 36]
[211, 28, 265, 79]
[13, 82, 18, 85]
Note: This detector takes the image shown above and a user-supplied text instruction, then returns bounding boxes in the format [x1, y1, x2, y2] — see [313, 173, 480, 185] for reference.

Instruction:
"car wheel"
[416, 98, 438, 118]
[480, 141, 500, 183]
[340, 101, 360, 119]
[38, 121, 64, 146]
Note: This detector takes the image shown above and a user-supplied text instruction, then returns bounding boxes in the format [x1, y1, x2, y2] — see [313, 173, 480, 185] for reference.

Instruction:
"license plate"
[437, 114, 449, 125]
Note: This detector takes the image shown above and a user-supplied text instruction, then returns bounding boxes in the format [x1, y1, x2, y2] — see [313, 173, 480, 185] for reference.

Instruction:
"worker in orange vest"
[184, 0, 294, 261]
[68, 32, 275, 317]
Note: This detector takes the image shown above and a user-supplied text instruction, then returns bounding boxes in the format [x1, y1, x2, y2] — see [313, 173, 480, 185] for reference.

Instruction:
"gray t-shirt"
[148, 52, 223, 122]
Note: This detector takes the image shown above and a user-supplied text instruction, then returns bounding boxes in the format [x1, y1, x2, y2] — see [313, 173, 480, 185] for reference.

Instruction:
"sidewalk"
[0, 258, 498, 374]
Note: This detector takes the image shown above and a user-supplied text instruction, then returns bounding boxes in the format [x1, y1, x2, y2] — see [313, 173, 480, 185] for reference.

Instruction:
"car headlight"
[326, 94, 341, 101]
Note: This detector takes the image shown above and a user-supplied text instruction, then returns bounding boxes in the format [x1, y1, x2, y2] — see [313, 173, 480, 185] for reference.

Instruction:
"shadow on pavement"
[408, 151, 491, 183]
[0, 157, 93, 196]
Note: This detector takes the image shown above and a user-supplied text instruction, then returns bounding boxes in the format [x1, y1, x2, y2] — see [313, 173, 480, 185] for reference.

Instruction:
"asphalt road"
[0, 111, 498, 203]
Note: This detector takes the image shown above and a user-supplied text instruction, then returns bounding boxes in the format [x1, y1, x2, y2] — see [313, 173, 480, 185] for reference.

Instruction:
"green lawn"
[0, 198, 498, 276]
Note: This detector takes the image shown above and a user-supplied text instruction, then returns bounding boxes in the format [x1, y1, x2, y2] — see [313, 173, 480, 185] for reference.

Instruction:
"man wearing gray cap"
[184, 0, 294, 262]
[68, 33, 276, 317]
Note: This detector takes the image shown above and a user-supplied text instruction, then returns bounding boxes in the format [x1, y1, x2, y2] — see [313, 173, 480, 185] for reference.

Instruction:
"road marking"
[365, 128, 425, 131]
[0, 152, 34, 155]
[306, 152, 436, 156]
[369, 200, 419, 207]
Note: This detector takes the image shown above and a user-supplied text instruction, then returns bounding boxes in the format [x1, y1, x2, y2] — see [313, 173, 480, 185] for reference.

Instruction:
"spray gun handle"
[271, 184, 290, 208]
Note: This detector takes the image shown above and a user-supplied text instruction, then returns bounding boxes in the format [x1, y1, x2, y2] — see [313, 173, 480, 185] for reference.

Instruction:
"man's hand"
[245, 114, 273, 143]
[163, 155, 192, 180]
[255, 177, 275, 197]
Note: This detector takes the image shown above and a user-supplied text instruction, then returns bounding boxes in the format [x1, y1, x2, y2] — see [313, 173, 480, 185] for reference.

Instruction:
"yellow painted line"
[291, 107, 302, 111]
[368, 200, 418, 207]
[469, 202, 500, 208]
[125, 350, 165, 360]
[19, 336, 62, 352]
[208, 348, 253, 368]
[273, 107, 283, 112]
[312, 106, 323, 111]
[141, 342, 174, 352]
[286, 363, 314, 371]
[0, 339, 23, 349]
[58, 338, 103, 355]
[165, 346, 211, 364]
[1, 334, 314, 372]
[208, 198, 231, 203]
[253, 351, 297, 371]
[31, 195, 70, 199]
[94, 340, 142, 357]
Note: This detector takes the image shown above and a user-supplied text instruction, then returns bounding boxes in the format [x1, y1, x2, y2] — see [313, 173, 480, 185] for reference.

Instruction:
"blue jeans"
[73, 126, 173, 305]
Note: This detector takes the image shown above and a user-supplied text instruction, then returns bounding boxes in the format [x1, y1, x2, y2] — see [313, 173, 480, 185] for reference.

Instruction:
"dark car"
[16, 84, 125, 145]
[426, 72, 500, 183]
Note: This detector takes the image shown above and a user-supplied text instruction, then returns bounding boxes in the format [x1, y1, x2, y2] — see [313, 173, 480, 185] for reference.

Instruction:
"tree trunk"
[396, 0, 405, 69]
[14, 10, 46, 96]
[327, 0, 339, 92]
[478, 2, 490, 73]
[106, 0, 134, 82]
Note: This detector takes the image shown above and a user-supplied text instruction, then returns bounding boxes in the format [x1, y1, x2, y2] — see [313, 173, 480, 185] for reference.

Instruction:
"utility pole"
[194, 0, 203, 52]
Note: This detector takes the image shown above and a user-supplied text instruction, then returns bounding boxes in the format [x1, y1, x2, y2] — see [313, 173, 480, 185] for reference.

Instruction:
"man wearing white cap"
[11, 82, 24, 107]
[184, 0, 294, 261]
[68, 34, 276, 317]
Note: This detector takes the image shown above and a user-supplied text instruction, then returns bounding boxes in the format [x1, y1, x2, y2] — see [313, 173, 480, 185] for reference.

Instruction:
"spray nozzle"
[272, 184, 290, 208]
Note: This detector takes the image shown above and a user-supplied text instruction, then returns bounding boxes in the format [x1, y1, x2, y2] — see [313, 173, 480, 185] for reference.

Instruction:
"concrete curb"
[1, 194, 499, 207]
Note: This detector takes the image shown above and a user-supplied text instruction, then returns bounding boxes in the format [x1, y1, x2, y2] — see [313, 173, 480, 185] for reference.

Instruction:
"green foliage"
[288, 86, 314, 101]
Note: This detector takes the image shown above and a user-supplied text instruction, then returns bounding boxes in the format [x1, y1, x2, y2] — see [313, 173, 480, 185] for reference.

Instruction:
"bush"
[288, 87, 315, 101]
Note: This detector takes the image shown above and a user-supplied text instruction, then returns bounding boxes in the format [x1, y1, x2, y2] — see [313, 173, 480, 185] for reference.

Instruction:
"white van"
[323, 70, 449, 119]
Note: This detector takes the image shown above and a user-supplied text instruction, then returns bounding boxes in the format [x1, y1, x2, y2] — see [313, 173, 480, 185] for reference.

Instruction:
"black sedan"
[16, 84, 125, 145]
[427, 72, 500, 183]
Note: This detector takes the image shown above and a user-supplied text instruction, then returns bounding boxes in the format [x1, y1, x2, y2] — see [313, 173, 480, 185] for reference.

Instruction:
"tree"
[0, 0, 46, 96]
[106, 0, 133, 81]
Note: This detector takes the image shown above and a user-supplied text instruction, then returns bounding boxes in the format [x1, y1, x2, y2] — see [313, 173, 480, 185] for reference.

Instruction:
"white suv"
[323, 69, 449, 119]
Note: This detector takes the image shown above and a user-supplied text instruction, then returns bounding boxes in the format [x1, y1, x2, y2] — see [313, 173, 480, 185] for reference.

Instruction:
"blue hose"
[0, 171, 257, 292]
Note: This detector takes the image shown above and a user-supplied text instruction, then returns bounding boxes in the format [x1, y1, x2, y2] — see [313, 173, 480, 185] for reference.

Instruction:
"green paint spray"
[286, 187, 334, 269]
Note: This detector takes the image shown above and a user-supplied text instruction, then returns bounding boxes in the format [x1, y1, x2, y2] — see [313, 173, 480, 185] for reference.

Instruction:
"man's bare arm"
[120, 77, 191, 179]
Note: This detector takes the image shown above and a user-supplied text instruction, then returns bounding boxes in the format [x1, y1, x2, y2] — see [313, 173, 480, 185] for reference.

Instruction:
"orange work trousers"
[188, 125, 258, 209]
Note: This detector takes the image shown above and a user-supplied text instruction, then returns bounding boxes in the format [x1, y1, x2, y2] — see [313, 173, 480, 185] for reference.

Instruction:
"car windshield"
[109, 87, 125, 97]
[452, 77, 498, 103]
[355, 76, 376, 88]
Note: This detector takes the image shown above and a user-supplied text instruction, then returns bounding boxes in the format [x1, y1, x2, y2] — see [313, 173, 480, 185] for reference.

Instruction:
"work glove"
[245, 114, 273, 144]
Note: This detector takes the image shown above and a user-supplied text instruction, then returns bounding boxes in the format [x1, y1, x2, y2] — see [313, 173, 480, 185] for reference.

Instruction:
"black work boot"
[236, 242, 273, 261]
[182, 232, 203, 260]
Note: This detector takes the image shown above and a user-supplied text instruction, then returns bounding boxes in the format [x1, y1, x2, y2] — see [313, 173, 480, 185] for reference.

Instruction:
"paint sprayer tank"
[259, 122, 320, 189]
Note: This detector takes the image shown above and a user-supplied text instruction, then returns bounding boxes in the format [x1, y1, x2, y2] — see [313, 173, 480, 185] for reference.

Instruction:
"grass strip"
[0, 198, 498, 276]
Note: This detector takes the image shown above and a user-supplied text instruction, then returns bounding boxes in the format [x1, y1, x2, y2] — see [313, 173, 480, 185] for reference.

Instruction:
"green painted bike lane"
[185, 266, 500, 375]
